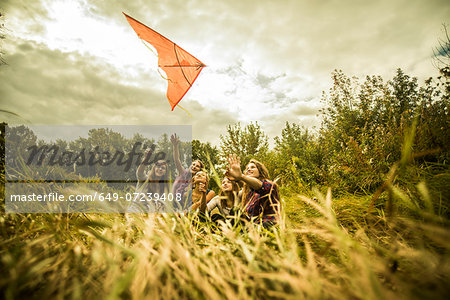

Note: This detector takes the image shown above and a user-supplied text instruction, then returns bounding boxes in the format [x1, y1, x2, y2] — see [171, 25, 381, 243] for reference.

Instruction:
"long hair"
[192, 159, 205, 171]
[218, 177, 240, 209]
[241, 159, 270, 204]
[192, 169, 209, 190]
[147, 160, 169, 194]
[196, 159, 205, 169]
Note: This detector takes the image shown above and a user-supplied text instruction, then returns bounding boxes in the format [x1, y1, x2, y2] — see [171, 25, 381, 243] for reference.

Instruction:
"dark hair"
[147, 160, 169, 194]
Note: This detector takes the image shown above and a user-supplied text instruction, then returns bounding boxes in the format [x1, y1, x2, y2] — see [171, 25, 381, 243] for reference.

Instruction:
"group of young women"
[134, 134, 280, 228]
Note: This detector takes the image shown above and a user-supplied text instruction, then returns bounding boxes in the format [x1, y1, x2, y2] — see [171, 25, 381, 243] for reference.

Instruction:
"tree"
[5, 125, 38, 171]
[192, 139, 220, 191]
[433, 24, 450, 92]
[192, 140, 219, 170]
[274, 122, 325, 187]
[317, 68, 450, 193]
[219, 122, 269, 168]
[389, 69, 419, 126]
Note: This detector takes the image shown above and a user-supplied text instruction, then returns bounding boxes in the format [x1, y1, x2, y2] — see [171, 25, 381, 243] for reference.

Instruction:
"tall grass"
[1, 121, 449, 299]
[1, 183, 449, 299]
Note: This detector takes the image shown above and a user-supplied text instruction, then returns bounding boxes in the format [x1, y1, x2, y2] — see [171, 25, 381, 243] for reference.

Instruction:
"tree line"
[213, 68, 449, 208]
[3, 67, 449, 209]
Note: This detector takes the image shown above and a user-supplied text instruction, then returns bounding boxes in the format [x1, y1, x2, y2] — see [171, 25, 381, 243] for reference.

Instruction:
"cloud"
[2, 0, 52, 35]
[0, 38, 238, 144]
[2, 0, 449, 148]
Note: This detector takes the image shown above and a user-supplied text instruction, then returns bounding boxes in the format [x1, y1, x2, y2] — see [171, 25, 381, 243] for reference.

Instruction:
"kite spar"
[123, 13, 206, 111]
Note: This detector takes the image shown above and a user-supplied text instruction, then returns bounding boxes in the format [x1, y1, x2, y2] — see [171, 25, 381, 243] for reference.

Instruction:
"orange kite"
[123, 13, 206, 111]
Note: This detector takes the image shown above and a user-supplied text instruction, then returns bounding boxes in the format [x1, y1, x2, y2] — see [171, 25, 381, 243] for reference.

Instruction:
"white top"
[207, 196, 232, 216]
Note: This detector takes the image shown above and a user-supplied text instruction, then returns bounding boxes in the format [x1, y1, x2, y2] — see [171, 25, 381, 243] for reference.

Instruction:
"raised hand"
[143, 147, 153, 161]
[198, 182, 207, 193]
[226, 154, 243, 180]
[170, 133, 180, 147]
[139, 147, 154, 167]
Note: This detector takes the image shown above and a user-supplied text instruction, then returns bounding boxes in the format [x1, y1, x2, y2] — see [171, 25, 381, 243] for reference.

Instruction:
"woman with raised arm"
[226, 154, 280, 227]
[170, 134, 215, 209]
[132, 147, 169, 212]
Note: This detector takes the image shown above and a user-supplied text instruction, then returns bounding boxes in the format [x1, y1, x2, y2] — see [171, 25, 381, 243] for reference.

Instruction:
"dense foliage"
[216, 69, 450, 224]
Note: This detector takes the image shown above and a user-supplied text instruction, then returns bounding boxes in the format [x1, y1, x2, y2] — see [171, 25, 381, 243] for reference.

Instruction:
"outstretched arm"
[171, 134, 185, 175]
[227, 154, 262, 191]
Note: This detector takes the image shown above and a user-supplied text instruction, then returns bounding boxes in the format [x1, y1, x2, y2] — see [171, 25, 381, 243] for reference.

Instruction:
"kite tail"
[176, 104, 192, 118]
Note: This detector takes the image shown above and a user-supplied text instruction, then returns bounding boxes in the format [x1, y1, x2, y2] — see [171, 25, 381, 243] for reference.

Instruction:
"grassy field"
[1, 177, 449, 299]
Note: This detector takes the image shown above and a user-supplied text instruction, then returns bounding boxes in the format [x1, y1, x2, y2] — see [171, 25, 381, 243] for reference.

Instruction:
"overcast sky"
[1, 0, 449, 145]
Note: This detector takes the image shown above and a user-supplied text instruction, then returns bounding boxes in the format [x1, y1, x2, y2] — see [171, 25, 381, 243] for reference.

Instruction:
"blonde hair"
[192, 169, 210, 189]
[219, 177, 240, 208]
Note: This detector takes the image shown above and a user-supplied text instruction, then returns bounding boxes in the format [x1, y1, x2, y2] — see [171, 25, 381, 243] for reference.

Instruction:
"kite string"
[140, 40, 172, 82]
